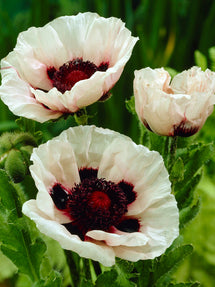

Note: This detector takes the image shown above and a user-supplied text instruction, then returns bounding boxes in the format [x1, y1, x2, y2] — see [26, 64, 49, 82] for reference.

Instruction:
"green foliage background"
[0, 0, 215, 286]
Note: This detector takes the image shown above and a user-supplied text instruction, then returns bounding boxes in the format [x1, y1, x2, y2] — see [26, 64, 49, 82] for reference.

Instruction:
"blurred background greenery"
[0, 0, 215, 286]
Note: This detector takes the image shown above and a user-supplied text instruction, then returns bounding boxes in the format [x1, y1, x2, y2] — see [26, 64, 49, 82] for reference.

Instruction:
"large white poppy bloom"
[22, 125, 179, 266]
[134, 66, 215, 136]
[0, 13, 138, 122]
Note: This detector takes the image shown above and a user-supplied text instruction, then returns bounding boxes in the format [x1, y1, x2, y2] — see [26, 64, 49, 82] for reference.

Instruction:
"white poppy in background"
[22, 125, 179, 266]
[0, 13, 138, 123]
[134, 66, 215, 136]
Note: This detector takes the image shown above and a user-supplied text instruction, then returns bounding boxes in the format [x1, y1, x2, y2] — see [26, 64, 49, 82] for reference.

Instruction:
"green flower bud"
[13, 133, 37, 148]
[0, 133, 14, 154]
[5, 150, 27, 183]
[20, 145, 34, 167]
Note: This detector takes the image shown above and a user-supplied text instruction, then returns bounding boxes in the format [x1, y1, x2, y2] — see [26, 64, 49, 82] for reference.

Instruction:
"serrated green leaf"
[183, 143, 214, 183]
[0, 170, 46, 281]
[135, 260, 153, 287]
[194, 50, 207, 70]
[170, 157, 184, 183]
[149, 133, 166, 155]
[179, 199, 201, 229]
[125, 96, 136, 115]
[115, 260, 137, 287]
[33, 270, 62, 287]
[175, 173, 202, 209]
[95, 270, 118, 287]
[153, 245, 193, 285]
[116, 259, 134, 274]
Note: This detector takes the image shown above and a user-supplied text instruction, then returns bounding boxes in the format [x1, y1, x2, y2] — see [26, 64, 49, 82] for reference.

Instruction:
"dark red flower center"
[50, 168, 139, 240]
[89, 190, 111, 210]
[47, 58, 109, 93]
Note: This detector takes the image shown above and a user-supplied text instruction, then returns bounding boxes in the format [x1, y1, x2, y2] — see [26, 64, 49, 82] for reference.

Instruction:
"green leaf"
[168, 283, 200, 287]
[0, 121, 18, 132]
[33, 270, 62, 287]
[0, 170, 47, 281]
[125, 96, 136, 116]
[194, 50, 207, 70]
[164, 67, 178, 78]
[175, 173, 202, 209]
[16, 117, 36, 134]
[153, 245, 193, 285]
[208, 46, 215, 71]
[135, 260, 153, 287]
[179, 199, 201, 229]
[183, 143, 214, 183]
[149, 133, 166, 155]
[170, 157, 184, 183]
[115, 260, 137, 287]
[79, 278, 94, 287]
[95, 270, 118, 287]
[74, 108, 89, 125]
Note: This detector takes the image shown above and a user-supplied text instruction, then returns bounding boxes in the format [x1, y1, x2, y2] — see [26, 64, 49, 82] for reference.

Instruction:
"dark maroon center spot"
[47, 58, 109, 93]
[173, 120, 199, 137]
[116, 218, 140, 233]
[118, 180, 136, 204]
[50, 183, 69, 210]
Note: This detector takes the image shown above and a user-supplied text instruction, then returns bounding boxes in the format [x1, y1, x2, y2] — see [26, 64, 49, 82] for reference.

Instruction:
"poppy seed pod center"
[68, 177, 128, 232]
[47, 58, 109, 93]
[89, 190, 111, 210]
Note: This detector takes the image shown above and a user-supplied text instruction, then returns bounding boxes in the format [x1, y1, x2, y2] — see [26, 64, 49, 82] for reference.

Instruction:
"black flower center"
[47, 58, 109, 93]
[68, 177, 128, 232]
[49, 168, 139, 240]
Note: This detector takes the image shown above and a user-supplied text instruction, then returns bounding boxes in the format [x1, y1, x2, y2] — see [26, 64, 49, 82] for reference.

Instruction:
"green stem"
[64, 250, 80, 287]
[168, 136, 178, 172]
[162, 136, 170, 168]
[89, 260, 97, 284]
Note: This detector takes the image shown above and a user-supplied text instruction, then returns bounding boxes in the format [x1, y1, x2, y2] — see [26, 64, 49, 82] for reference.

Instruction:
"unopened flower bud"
[5, 150, 27, 183]
[20, 145, 34, 167]
[13, 133, 37, 147]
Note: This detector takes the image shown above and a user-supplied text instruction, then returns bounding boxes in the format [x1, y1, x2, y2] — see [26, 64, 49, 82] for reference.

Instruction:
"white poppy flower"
[22, 125, 179, 266]
[134, 66, 215, 136]
[0, 13, 138, 123]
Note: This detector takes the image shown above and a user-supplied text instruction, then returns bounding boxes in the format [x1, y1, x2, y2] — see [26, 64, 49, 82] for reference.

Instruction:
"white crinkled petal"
[55, 125, 131, 170]
[0, 13, 138, 121]
[134, 67, 215, 136]
[49, 13, 138, 67]
[137, 195, 179, 254]
[0, 60, 62, 122]
[24, 125, 179, 263]
[86, 229, 148, 247]
[98, 137, 172, 215]
[171, 66, 215, 95]
[31, 87, 72, 112]
[30, 140, 80, 223]
[22, 200, 115, 267]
